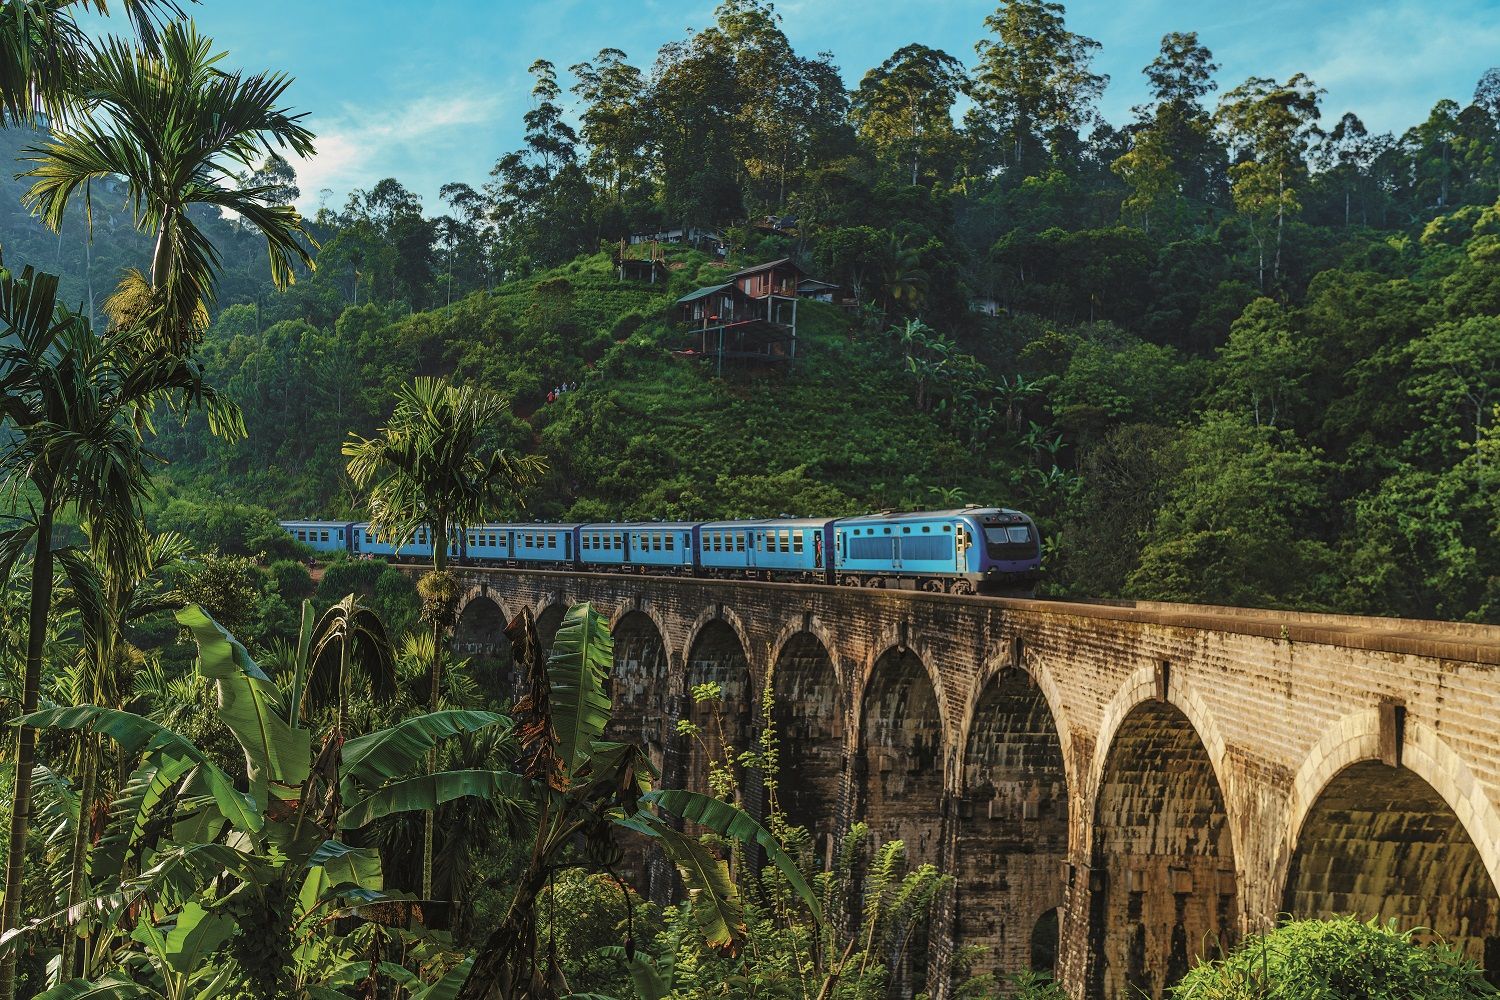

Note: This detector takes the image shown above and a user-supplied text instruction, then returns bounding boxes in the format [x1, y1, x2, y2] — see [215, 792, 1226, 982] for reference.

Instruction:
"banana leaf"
[410, 957, 474, 1000]
[177, 604, 310, 808]
[339, 769, 534, 829]
[305, 840, 383, 892]
[547, 603, 613, 778]
[18, 707, 260, 834]
[137, 900, 234, 976]
[638, 816, 745, 955]
[91, 753, 197, 885]
[594, 946, 671, 1000]
[339, 709, 507, 801]
[35, 977, 159, 999]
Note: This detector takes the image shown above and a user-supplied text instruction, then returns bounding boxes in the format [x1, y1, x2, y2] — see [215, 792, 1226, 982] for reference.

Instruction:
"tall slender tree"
[343, 377, 544, 900]
[1216, 73, 1323, 289]
[852, 44, 968, 186]
[971, 0, 1107, 177]
[23, 21, 317, 350]
[0, 268, 239, 1000]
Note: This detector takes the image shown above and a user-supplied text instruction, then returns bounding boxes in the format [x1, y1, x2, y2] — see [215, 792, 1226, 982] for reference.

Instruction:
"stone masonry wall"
[446, 570, 1500, 997]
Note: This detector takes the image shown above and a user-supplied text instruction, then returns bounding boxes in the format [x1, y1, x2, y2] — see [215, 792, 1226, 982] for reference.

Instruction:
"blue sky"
[172, 0, 1500, 213]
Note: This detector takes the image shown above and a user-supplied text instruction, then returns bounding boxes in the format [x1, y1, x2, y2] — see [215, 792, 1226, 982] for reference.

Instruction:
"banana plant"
[0, 604, 516, 999]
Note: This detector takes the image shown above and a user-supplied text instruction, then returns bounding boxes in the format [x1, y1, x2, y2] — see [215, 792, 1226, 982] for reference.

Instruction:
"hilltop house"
[675, 258, 842, 372]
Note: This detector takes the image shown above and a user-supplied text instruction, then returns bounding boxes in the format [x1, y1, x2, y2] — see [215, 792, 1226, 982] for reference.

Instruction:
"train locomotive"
[280, 507, 1042, 595]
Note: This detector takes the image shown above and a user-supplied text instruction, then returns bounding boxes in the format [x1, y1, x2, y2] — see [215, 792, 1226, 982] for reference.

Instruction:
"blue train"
[279, 507, 1042, 595]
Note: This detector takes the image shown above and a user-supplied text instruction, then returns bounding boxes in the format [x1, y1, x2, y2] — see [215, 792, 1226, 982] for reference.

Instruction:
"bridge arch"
[682, 614, 756, 805]
[953, 643, 1072, 979]
[606, 608, 674, 898]
[855, 641, 947, 862]
[768, 629, 846, 866]
[1281, 711, 1500, 978]
[1087, 679, 1241, 1000]
[533, 595, 567, 654]
[453, 591, 518, 703]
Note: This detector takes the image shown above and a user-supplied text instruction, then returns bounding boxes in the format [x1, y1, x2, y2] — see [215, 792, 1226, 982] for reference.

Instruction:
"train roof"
[699, 516, 836, 529]
[836, 507, 1028, 523]
[280, 518, 352, 526]
[580, 521, 699, 530]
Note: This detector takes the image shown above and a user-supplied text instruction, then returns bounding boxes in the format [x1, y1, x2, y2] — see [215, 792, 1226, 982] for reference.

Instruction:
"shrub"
[1172, 916, 1499, 999]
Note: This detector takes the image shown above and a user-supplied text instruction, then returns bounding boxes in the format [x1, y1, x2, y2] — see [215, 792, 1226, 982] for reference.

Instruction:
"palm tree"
[23, 20, 316, 350]
[0, 266, 239, 998]
[0, 0, 180, 126]
[304, 593, 397, 739]
[344, 375, 544, 900]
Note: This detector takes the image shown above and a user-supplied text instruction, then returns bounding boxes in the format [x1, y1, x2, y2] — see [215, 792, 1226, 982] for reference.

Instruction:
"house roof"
[676, 282, 736, 305]
[728, 257, 804, 280]
[797, 278, 839, 291]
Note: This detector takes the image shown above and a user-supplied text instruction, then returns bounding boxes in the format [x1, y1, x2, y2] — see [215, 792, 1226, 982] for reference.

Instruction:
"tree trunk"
[1274, 167, 1286, 285]
[61, 732, 98, 978]
[0, 507, 55, 1000]
[423, 527, 449, 902]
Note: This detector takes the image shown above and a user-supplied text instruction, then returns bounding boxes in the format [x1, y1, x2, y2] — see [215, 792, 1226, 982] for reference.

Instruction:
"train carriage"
[581, 522, 696, 573]
[511, 524, 578, 567]
[461, 525, 511, 563]
[280, 520, 354, 555]
[352, 522, 459, 561]
[700, 517, 834, 582]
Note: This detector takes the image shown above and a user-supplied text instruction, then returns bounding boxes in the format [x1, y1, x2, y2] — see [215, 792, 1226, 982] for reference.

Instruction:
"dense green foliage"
[3, 2, 1499, 998]
[12, 1, 1492, 618]
[1172, 916, 1499, 999]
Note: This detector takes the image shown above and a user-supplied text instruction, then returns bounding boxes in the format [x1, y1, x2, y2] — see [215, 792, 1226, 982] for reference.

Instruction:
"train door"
[622, 532, 632, 562]
[506, 530, 515, 564]
[956, 523, 971, 570]
[890, 529, 903, 572]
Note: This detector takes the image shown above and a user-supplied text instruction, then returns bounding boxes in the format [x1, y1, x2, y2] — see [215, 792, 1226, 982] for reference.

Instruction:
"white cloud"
[290, 91, 510, 213]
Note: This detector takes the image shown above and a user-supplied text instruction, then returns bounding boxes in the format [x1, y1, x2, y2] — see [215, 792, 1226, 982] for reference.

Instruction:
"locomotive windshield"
[984, 525, 1032, 545]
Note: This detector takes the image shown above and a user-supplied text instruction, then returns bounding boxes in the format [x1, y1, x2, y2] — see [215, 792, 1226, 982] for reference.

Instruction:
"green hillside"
[149, 219, 1499, 621]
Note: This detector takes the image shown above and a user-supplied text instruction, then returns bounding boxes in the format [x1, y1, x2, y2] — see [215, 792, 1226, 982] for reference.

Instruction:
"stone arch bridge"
[445, 567, 1500, 999]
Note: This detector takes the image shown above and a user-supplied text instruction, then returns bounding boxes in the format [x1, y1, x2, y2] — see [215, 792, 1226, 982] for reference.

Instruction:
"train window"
[320, 530, 329, 542]
[653, 534, 662, 551]
[883, 527, 892, 535]
[736, 533, 745, 551]
[296, 530, 306, 541]
[780, 529, 791, 551]
[922, 525, 931, 532]
[711, 532, 720, 552]
[943, 524, 952, 532]
[1007, 526, 1031, 543]
[468, 533, 476, 546]
[793, 532, 804, 553]
[666, 534, 675, 550]
[902, 526, 910, 533]
[337, 529, 345, 540]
